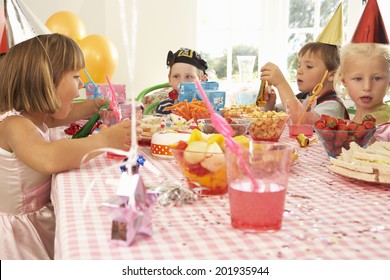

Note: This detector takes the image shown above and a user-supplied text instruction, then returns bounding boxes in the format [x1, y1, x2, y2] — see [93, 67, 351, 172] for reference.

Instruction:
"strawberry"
[337, 118, 347, 126]
[314, 120, 326, 129]
[353, 124, 367, 139]
[168, 89, 178, 100]
[321, 114, 332, 122]
[363, 114, 376, 123]
[319, 127, 335, 141]
[346, 121, 358, 131]
[175, 140, 188, 151]
[362, 120, 375, 129]
[337, 124, 348, 131]
[325, 117, 338, 129]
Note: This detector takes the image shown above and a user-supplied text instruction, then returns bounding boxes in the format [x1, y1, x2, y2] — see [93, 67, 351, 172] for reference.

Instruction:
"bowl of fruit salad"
[314, 114, 377, 157]
[170, 129, 250, 195]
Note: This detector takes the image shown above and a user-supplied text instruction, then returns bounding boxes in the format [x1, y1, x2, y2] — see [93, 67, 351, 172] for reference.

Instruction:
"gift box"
[86, 83, 127, 104]
[178, 82, 225, 112]
[101, 161, 157, 246]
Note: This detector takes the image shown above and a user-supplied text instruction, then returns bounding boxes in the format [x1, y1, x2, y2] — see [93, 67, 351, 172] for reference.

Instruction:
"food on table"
[140, 116, 163, 138]
[328, 141, 390, 184]
[163, 99, 210, 122]
[140, 114, 195, 141]
[245, 111, 290, 141]
[221, 104, 264, 118]
[171, 129, 250, 195]
[314, 114, 377, 157]
[151, 131, 191, 158]
[198, 117, 251, 137]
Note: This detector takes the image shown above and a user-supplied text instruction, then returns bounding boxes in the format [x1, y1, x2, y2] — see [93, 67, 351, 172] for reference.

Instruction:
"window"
[197, 0, 349, 87]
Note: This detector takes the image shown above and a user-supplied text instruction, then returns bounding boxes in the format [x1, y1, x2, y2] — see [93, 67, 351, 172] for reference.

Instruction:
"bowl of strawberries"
[314, 114, 377, 157]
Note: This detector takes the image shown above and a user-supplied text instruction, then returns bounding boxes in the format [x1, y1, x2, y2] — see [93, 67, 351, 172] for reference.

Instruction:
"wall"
[21, 0, 197, 98]
[8, 0, 390, 98]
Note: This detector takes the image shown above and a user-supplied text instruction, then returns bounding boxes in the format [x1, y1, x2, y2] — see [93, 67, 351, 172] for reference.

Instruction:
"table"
[50, 127, 390, 260]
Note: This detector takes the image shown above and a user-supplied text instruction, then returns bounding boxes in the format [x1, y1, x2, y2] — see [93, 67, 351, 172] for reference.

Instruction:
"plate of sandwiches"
[140, 116, 162, 144]
[328, 141, 390, 185]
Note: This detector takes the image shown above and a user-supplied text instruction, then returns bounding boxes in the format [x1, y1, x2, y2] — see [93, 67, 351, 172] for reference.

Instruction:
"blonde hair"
[334, 43, 390, 97]
[0, 33, 85, 114]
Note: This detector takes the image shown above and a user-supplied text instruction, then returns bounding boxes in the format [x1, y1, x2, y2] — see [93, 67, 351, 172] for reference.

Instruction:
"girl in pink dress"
[0, 34, 132, 259]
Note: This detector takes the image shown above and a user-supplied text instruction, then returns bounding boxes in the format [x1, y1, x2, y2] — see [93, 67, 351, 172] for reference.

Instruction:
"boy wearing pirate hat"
[155, 48, 208, 115]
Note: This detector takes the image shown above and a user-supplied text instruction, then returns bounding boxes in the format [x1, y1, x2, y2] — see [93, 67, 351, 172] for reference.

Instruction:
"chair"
[136, 82, 170, 115]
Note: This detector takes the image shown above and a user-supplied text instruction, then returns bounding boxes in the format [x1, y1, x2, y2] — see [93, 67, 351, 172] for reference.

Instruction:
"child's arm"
[261, 62, 312, 123]
[4, 117, 131, 174]
[45, 98, 108, 128]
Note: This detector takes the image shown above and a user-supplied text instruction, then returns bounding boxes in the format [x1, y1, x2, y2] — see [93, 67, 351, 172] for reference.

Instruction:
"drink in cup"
[101, 101, 143, 159]
[226, 141, 293, 232]
[286, 100, 314, 138]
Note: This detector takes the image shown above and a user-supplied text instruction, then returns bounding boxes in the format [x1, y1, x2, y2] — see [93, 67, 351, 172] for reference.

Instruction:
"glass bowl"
[198, 118, 251, 137]
[314, 127, 376, 157]
[246, 114, 290, 142]
[170, 142, 228, 195]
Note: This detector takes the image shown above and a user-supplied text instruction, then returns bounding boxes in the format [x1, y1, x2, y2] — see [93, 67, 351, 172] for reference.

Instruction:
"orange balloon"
[46, 11, 86, 42]
[78, 34, 119, 83]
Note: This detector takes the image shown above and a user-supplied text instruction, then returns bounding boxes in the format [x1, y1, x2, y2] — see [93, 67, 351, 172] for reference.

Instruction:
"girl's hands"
[94, 98, 110, 111]
[99, 120, 131, 151]
[98, 119, 143, 151]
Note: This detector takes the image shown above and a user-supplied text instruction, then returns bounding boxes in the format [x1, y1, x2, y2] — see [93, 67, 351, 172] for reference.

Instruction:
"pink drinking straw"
[105, 75, 121, 123]
[194, 81, 260, 191]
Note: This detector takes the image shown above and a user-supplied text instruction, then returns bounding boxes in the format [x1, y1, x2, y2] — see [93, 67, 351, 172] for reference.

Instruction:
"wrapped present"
[178, 82, 225, 112]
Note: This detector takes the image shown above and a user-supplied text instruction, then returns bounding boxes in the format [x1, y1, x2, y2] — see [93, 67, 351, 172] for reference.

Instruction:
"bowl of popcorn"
[198, 118, 251, 137]
[244, 111, 290, 142]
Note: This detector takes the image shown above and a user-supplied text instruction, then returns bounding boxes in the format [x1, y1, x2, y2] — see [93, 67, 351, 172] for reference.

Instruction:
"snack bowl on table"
[245, 112, 290, 142]
[314, 127, 376, 158]
[198, 118, 251, 137]
[170, 140, 228, 195]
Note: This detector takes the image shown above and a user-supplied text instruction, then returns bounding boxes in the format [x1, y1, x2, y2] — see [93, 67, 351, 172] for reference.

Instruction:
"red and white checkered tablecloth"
[50, 127, 390, 260]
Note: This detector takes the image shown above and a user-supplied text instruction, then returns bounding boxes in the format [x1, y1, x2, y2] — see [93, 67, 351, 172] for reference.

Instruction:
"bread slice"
[328, 165, 377, 183]
[329, 157, 374, 173]
[329, 141, 390, 184]
[378, 174, 390, 184]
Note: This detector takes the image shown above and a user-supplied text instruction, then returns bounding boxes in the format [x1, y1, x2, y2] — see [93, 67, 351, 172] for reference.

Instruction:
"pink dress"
[0, 116, 55, 259]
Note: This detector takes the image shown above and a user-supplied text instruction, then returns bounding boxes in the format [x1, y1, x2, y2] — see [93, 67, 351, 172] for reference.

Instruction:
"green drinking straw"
[72, 101, 110, 139]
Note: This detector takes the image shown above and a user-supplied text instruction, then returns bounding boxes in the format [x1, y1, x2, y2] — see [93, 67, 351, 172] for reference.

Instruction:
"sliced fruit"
[206, 134, 225, 148]
[188, 129, 205, 143]
[200, 142, 225, 173]
[184, 141, 208, 164]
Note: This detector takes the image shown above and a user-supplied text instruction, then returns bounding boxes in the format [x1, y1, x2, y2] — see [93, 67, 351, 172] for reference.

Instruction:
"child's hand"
[99, 120, 131, 151]
[94, 98, 110, 111]
[121, 118, 143, 140]
[260, 62, 287, 88]
[263, 88, 277, 111]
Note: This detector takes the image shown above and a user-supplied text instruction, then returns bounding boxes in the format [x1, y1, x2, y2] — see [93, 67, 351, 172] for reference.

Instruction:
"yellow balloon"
[46, 11, 87, 42]
[78, 34, 119, 83]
